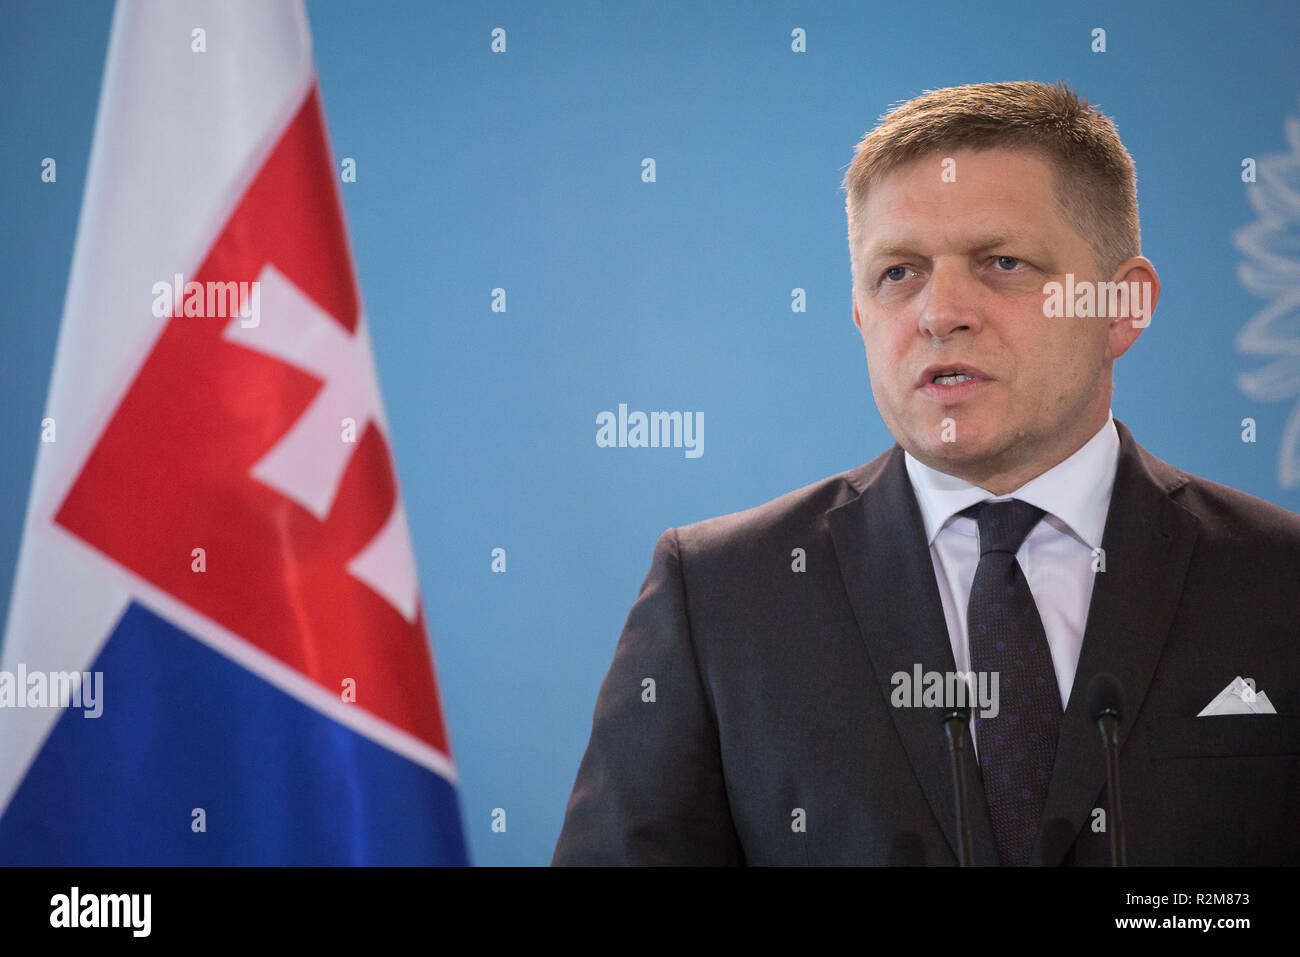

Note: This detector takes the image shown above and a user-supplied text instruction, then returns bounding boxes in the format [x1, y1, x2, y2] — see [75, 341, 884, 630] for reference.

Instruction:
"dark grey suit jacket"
[553, 419, 1300, 865]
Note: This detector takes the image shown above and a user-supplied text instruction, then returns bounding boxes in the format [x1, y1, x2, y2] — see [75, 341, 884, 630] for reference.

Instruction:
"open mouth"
[932, 372, 976, 385]
[919, 362, 990, 388]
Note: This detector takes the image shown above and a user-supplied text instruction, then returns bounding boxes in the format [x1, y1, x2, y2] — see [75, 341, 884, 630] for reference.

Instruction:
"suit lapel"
[827, 419, 1199, 865]
[1030, 418, 1199, 864]
[827, 446, 1000, 866]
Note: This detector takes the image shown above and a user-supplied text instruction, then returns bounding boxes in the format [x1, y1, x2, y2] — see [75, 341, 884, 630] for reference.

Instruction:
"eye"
[883, 265, 912, 282]
[993, 256, 1023, 271]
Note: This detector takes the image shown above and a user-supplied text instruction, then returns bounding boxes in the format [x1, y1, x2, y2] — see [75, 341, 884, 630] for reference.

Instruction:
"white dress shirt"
[902, 412, 1120, 747]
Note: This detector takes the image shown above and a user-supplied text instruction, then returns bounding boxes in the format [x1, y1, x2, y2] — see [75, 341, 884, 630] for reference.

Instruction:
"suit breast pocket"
[1152, 715, 1300, 759]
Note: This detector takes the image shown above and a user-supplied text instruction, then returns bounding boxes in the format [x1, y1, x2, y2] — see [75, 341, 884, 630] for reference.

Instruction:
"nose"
[918, 259, 983, 340]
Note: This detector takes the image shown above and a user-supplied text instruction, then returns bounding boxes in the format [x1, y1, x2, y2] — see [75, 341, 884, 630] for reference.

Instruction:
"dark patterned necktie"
[962, 499, 1062, 866]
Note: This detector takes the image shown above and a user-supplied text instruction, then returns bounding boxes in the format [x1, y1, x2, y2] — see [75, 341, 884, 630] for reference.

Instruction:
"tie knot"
[961, 499, 1045, 556]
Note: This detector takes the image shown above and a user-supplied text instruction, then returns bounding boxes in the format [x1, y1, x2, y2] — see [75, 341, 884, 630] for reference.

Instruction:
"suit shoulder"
[670, 455, 886, 559]
[1172, 469, 1300, 547]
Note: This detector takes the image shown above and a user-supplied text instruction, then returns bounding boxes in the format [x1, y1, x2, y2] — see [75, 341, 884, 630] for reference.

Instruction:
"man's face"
[851, 146, 1141, 492]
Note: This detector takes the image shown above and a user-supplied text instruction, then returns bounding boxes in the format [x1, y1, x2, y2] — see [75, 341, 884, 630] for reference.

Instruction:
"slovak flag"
[0, 0, 468, 864]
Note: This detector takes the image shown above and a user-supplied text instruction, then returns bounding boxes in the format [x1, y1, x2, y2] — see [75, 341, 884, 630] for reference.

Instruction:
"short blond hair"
[843, 80, 1140, 286]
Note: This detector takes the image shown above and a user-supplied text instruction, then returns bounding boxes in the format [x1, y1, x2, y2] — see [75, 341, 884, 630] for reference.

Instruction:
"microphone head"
[939, 706, 970, 727]
[940, 706, 970, 749]
[1087, 672, 1125, 723]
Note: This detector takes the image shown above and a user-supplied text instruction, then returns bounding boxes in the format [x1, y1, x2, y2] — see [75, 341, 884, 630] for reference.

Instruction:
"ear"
[852, 294, 863, 333]
[1105, 257, 1159, 360]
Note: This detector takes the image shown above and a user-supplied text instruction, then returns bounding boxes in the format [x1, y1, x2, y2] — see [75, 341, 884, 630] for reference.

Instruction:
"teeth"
[934, 373, 974, 385]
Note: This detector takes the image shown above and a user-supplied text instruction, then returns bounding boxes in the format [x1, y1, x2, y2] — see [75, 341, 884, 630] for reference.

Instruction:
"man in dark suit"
[553, 81, 1300, 865]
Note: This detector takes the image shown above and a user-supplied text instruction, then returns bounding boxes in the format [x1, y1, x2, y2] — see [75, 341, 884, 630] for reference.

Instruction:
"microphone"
[1087, 673, 1127, 867]
[940, 707, 974, 866]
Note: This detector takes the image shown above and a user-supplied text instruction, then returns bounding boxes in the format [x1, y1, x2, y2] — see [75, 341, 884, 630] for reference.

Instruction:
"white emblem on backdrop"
[1234, 102, 1300, 488]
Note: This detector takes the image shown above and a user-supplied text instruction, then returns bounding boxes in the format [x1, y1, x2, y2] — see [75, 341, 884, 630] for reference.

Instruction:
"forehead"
[859, 146, 1066, 250]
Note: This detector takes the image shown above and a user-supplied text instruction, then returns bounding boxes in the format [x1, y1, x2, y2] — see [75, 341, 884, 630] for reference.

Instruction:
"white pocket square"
[1197, 675, 1277, 716]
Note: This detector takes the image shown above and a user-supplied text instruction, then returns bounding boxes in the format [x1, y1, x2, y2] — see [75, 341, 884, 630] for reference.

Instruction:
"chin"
[923, 441, 987, 464]
[911, 427, 1004, 468]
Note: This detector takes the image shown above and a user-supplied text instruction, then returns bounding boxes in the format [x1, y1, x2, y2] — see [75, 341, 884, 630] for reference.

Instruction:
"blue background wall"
[3, 0, 1298, 865]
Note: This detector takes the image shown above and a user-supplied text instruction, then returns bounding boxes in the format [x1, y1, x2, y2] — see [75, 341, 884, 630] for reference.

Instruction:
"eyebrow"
[863, 231, 1036, 262]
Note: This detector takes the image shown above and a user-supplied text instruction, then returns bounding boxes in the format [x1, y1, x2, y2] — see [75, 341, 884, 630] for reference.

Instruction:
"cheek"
[1050, 322, 1106, 381]
[860, 319, 906, 369]
[864, 343, 906, 400]
[1026, 334, 1094, 407]
[861, 346, 903, 410]
[1021, 319, 1085, 379]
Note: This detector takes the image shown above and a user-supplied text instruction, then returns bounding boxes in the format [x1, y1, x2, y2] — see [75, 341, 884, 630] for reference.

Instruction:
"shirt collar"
[902, 412, 1119, 549]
